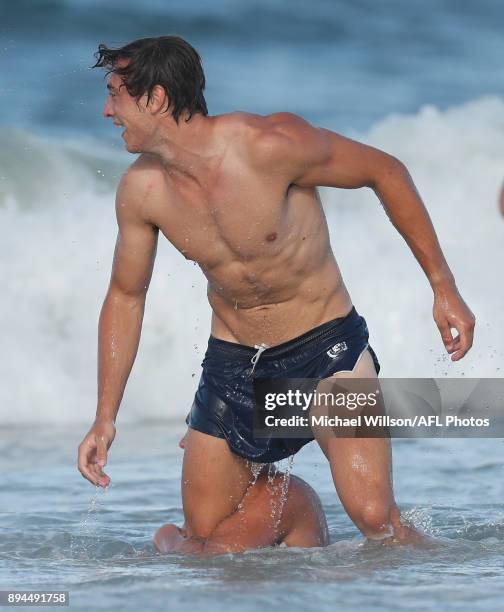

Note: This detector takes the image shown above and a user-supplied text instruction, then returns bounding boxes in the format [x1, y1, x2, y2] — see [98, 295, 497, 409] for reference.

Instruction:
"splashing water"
[236, 456, 295, 534]
[266, 456, 295, 532]
[403, 504, 438, 537]
[236, 460, 267, 514]
[70, 484, 109, 558]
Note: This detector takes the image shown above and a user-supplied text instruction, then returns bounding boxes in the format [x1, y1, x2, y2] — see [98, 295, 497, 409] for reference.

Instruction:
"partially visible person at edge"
[153, 469, 330, 556]
[77, 35, 475, 549]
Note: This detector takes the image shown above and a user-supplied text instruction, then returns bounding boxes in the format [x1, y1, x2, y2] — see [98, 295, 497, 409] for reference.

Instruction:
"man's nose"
[103, 97, 113, 118]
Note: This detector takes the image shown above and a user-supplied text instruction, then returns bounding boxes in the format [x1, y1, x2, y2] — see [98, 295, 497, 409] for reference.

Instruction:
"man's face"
[102, 67, 154, 153]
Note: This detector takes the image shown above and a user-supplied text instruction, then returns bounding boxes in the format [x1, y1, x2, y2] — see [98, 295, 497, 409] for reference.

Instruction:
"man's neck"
[148, 113, 226, 185]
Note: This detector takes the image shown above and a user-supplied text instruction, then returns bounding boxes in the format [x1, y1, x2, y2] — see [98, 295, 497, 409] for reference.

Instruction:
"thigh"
[315, 347, 379, 456]
[315, 348, 395, 516]
[181, 428, 253, 538]
[323, 435, 394, 524]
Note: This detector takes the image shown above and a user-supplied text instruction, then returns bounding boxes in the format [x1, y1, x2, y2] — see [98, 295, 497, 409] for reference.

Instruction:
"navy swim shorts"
[186, 306, 380, 463]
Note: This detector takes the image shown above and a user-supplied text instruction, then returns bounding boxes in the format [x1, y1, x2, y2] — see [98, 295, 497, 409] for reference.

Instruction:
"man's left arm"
[266, 113, 475, 361]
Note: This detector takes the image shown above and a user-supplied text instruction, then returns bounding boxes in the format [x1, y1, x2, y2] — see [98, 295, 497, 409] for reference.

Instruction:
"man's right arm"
[78, 162, 159, 486]
[96, 167, 159, 424]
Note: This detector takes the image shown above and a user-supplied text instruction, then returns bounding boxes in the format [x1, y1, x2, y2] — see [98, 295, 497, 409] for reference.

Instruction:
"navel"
[266, 232, 277, 242]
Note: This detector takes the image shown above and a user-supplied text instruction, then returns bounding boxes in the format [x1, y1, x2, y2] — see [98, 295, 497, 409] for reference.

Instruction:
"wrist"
[430, 271, 456, 294]
[94, 413, 116, 426]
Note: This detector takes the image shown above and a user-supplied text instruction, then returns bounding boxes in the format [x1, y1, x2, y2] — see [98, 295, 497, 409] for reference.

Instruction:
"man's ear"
[148, 85, 170, 114]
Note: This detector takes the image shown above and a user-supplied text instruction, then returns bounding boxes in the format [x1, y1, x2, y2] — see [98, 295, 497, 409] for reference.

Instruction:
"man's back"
[153, 472, 330, 555]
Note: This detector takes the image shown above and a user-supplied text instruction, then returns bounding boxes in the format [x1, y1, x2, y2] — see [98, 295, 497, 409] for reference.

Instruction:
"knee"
[183, 510, 215, 539]
[357, 501, 399, 539]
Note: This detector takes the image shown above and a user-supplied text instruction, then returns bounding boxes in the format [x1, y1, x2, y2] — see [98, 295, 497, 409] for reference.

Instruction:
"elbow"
[105, 284, 147, 310]
[371, 155, 410, 193]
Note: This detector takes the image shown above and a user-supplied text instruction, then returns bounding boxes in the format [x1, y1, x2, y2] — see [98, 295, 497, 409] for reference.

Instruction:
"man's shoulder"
[225, 110, 309, 142]
[225, 110, 307, 131]
[115, 154, 169, 226]
[225, 111, 318, 169]
[117, 154, 168, 200]
[121, 153, 166, 184]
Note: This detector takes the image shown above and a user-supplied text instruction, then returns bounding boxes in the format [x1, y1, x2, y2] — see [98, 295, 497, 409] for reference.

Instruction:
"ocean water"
[1, 1, 504, 610]
[2, 424, 504, 611]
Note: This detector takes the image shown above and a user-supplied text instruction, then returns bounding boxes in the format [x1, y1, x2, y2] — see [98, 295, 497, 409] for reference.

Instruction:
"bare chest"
[152, 167, 299, 267]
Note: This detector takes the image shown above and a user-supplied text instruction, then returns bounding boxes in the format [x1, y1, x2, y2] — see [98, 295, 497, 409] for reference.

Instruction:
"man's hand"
[433, 286, 475, 361]
[77, 419, 116, 487]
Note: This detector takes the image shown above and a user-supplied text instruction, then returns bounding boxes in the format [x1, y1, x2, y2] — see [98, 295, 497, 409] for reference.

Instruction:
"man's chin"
[120, 132, 139, 153]
[124, 141, 142, 154]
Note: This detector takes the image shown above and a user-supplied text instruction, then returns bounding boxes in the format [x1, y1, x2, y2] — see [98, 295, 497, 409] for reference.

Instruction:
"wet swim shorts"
[186, 306, 380, 463]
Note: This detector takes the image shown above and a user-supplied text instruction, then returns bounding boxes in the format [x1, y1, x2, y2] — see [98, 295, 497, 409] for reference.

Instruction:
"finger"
[89, 462, 110, 487]
[89, 439, 112, 487]
[89, 461, 102, 479]
[89, 456, 111, 486]
[78, 442, 97, 483]
[450, 335, 461, 349]
[78, 453, 100, 485]
[450, 326, 474, 361]
[78, 441, 108, 487]
[437, 320, 455, 352]
[79, 465, 98, 485]
[96, 436, 108, 468]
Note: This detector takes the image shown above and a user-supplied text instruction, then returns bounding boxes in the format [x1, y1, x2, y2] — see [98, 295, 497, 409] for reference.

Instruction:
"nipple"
[266, 232, 277, 242]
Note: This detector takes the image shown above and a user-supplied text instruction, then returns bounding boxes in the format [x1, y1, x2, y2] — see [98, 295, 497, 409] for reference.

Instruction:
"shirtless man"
[153, 470, 329, 556]
[77, 35, 475, 546]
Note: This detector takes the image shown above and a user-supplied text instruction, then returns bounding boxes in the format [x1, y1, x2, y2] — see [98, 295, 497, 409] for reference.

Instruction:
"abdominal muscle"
[206, 251, 353, 347]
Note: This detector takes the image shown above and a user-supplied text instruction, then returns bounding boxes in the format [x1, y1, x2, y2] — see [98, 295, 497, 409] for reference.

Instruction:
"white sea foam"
[322, 96, 504, 377]
[1, 97, 503, 423]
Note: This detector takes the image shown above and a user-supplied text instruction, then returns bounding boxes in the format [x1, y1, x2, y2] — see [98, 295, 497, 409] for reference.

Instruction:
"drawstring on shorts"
[250, 343, 270, 374]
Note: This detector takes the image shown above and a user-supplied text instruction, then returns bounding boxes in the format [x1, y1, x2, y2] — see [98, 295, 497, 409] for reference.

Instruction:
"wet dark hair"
[93, 35, 208, 123]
